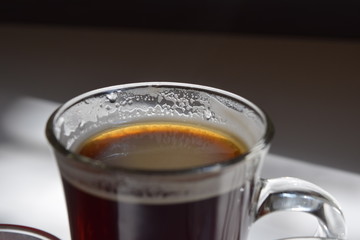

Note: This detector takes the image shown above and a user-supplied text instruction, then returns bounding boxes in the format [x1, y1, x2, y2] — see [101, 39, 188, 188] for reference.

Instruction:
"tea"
[62, 122, 250, 240]
[62, 178, 250, 240]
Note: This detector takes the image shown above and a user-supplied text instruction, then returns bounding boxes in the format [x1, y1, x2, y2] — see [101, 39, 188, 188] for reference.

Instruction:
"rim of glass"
[46, 82, 274, 175]
[0, 224, 60, 240]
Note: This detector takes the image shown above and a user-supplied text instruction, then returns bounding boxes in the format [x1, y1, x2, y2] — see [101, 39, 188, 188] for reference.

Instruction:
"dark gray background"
[1, 24, 359, 173]
[1, 0, 360, 38]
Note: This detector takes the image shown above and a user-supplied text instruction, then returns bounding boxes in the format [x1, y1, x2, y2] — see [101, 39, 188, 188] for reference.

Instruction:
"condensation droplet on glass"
[106, 91, 118, 103]
[79, 120, 85, 128]
[204, 109, 212, 120]
[57, 117, 65, 126]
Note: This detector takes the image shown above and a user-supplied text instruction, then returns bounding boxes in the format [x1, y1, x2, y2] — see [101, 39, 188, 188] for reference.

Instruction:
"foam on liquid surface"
[77, 123, 248, 171]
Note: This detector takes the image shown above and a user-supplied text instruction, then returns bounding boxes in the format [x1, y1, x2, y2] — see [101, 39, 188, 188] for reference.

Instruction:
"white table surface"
[0, 97, 359, 240]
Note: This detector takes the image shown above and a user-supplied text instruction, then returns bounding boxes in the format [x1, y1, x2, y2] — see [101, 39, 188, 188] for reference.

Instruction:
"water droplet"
[105, 105, 111, 110]
[106, 91, 118, 103]
[57, 117, 65, 126]
[79, 120, 86, 128]
[204, 109, 212, 120]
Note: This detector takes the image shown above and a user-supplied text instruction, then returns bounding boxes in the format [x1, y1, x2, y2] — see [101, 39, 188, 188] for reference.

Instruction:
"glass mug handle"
[255, 177, 347, 240]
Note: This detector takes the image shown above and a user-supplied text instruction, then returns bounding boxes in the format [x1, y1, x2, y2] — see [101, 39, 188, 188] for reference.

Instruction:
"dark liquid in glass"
[63, 123, 250, 240]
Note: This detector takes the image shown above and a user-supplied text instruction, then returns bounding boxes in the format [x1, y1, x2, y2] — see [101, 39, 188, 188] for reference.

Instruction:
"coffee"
[63, 177, 250, 240]
[77, 122, 248, 170]
[62, 122, 250, 240]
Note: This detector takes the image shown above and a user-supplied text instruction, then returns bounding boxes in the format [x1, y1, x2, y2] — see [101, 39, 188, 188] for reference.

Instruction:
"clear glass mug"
[0, 224, 60, 240]
[281, 239, 342, 240]
[46, 82, 346, 240]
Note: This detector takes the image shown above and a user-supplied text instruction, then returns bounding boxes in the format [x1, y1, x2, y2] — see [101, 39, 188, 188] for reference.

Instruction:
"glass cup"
[46, 82, 346, 240]
[280, 239, 342, 240]
[0, 224, 60, 240]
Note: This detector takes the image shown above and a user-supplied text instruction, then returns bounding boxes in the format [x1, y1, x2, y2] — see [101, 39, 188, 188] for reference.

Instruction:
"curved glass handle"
[279, 238, 341, 240]
[255, 177, 347, 240]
